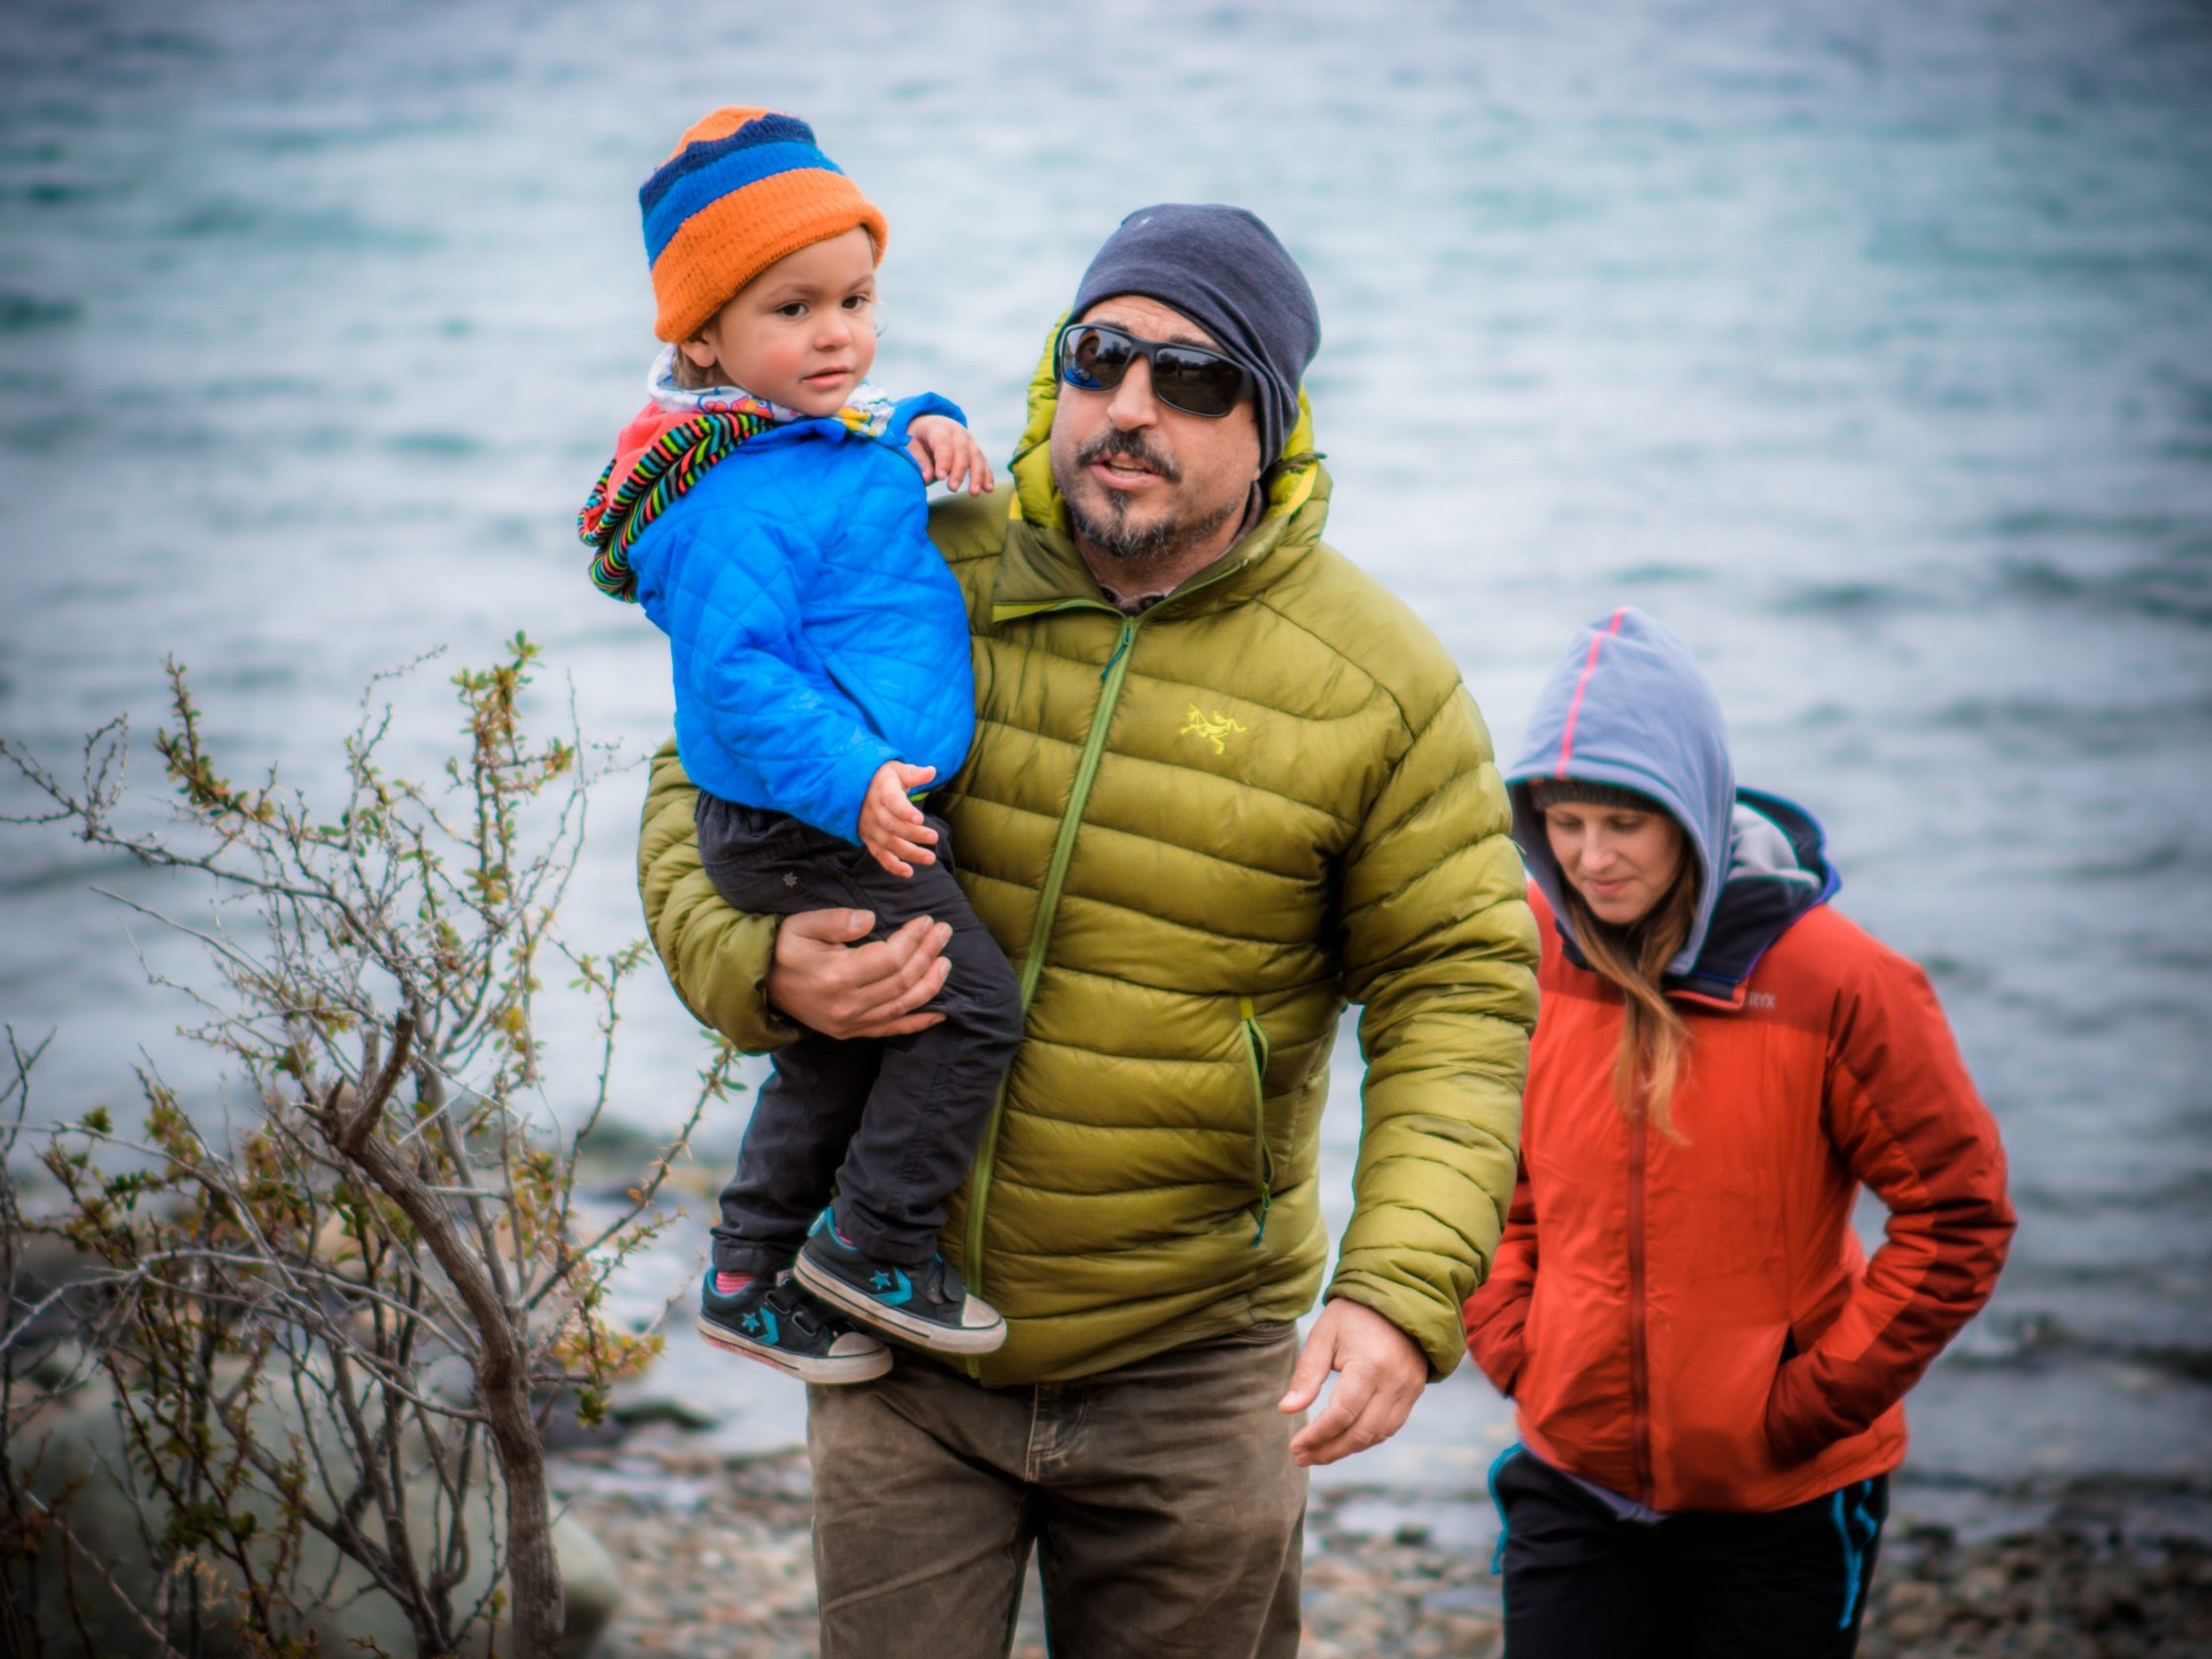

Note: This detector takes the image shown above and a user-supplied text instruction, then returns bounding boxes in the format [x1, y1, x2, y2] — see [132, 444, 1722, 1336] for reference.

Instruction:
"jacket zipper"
[1626, 1109, 1655, 1506]
[961, 610, 1141, 1302]
[958, 551, 1266, 1344]
[1238, 995, 1274, 1243]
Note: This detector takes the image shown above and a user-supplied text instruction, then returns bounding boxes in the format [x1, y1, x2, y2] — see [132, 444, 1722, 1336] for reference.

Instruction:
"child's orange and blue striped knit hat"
[641, 107, 887, 344]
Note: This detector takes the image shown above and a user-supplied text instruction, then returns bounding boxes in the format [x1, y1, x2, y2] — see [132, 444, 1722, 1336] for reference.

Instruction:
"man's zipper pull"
[1099, 620, 1135, 681]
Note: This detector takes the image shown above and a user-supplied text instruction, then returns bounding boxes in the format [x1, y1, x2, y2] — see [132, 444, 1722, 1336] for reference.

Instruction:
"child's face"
[680, 226, 880, 415]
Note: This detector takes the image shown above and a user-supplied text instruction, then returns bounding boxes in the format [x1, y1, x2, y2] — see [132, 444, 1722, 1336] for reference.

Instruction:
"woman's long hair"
[1556, 850, 1700, 1139]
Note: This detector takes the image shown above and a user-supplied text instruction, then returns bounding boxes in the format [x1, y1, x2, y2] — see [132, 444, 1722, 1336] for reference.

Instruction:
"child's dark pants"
[696, 797, 1023, 1274]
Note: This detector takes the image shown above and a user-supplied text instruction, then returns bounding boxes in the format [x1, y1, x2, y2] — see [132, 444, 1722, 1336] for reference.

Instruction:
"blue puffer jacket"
[626, 394, 976, 842]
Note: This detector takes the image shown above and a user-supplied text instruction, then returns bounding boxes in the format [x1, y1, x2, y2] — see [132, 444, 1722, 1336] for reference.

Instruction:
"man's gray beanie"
[1069, 203, 1321, 470]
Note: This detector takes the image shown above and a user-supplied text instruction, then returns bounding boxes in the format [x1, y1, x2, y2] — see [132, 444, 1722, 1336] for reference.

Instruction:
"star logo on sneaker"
[871, 1269, 893, 1291]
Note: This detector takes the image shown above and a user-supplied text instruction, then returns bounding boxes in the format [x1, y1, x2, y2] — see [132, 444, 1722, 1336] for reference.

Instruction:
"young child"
[581, 108, 1022, 1383]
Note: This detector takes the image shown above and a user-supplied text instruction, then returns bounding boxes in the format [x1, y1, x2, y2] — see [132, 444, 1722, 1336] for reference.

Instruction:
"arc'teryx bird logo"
[1180, 706, 1249, 755]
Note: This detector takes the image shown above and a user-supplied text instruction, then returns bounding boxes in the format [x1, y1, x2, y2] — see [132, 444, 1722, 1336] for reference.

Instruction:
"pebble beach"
[554, 1439, 2212, 1658]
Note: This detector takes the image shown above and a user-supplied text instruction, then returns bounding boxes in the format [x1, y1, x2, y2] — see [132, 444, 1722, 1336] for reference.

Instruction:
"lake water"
[3, 0, 2209, 1534]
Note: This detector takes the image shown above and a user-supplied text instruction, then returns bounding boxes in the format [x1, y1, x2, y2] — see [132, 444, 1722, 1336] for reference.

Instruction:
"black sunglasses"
[1055, 321, 1252, 419]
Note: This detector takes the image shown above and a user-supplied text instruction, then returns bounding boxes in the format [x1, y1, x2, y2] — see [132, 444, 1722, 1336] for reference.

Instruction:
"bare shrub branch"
[1, 642, 731, 1656]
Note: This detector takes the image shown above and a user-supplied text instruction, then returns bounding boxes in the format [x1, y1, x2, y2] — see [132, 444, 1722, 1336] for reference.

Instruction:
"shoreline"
[554, 1439, 2212, 1658]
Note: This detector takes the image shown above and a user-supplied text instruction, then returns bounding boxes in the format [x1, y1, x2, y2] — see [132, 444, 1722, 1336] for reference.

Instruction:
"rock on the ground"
[1860, 1524, 2212, 1658]
[7, 1370, 621, 1656]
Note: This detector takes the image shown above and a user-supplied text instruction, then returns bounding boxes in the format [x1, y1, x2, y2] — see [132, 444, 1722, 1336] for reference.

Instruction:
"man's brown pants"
[805, 1324, 1307, 1659]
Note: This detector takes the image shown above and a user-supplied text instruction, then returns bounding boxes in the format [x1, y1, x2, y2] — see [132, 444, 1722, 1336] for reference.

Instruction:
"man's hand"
[1279, 1299, 1429, 1468]
[766, 908, 952, 1039]
[859, 761, 938, 877]
[906, 416, 995, 495]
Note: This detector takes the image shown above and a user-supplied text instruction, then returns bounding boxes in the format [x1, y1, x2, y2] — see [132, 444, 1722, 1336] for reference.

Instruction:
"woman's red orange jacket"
[1463, 886, 2016, 1513]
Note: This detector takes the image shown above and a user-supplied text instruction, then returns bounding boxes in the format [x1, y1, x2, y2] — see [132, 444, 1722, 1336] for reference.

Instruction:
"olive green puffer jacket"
[637, 353, 1538, 1386]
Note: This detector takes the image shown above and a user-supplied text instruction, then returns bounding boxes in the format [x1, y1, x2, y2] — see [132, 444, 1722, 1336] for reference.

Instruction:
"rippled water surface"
[3, 0, 2208, 1514]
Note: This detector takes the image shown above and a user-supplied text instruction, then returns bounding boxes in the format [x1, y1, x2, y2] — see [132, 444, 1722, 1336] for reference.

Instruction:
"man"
[637, 204, 1538, 1657]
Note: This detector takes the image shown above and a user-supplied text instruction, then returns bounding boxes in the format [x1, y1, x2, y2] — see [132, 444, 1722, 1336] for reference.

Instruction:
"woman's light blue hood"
[1505, 607, 1737, 976]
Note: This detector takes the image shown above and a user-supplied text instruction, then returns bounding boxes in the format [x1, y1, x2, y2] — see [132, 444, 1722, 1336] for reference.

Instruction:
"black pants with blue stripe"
[1493, 1451, 1887, 1659]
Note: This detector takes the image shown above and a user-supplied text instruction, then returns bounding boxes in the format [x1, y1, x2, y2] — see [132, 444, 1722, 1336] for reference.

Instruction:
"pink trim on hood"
[1555, 606, 1627, 776]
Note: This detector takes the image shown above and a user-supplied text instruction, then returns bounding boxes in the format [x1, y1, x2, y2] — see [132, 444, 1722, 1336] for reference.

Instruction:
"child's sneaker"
[792, 1208, 1007, 1356]
[696, 1267, 892, 1383]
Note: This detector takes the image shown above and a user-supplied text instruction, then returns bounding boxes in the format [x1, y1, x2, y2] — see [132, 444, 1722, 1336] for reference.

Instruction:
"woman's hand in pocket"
[1763, 1352, 1839, 1466]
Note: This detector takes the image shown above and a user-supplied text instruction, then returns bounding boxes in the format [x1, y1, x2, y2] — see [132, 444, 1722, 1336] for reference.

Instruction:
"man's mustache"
[1075, 429, 1182, 484]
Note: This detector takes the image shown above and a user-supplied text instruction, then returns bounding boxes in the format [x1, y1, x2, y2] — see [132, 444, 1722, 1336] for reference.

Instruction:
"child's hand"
[906, 416, 995, 496]
[859, 761, 939, 877]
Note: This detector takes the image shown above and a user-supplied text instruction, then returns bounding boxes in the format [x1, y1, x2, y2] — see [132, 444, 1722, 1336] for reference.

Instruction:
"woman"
[1464, 607, 2015, 1658]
